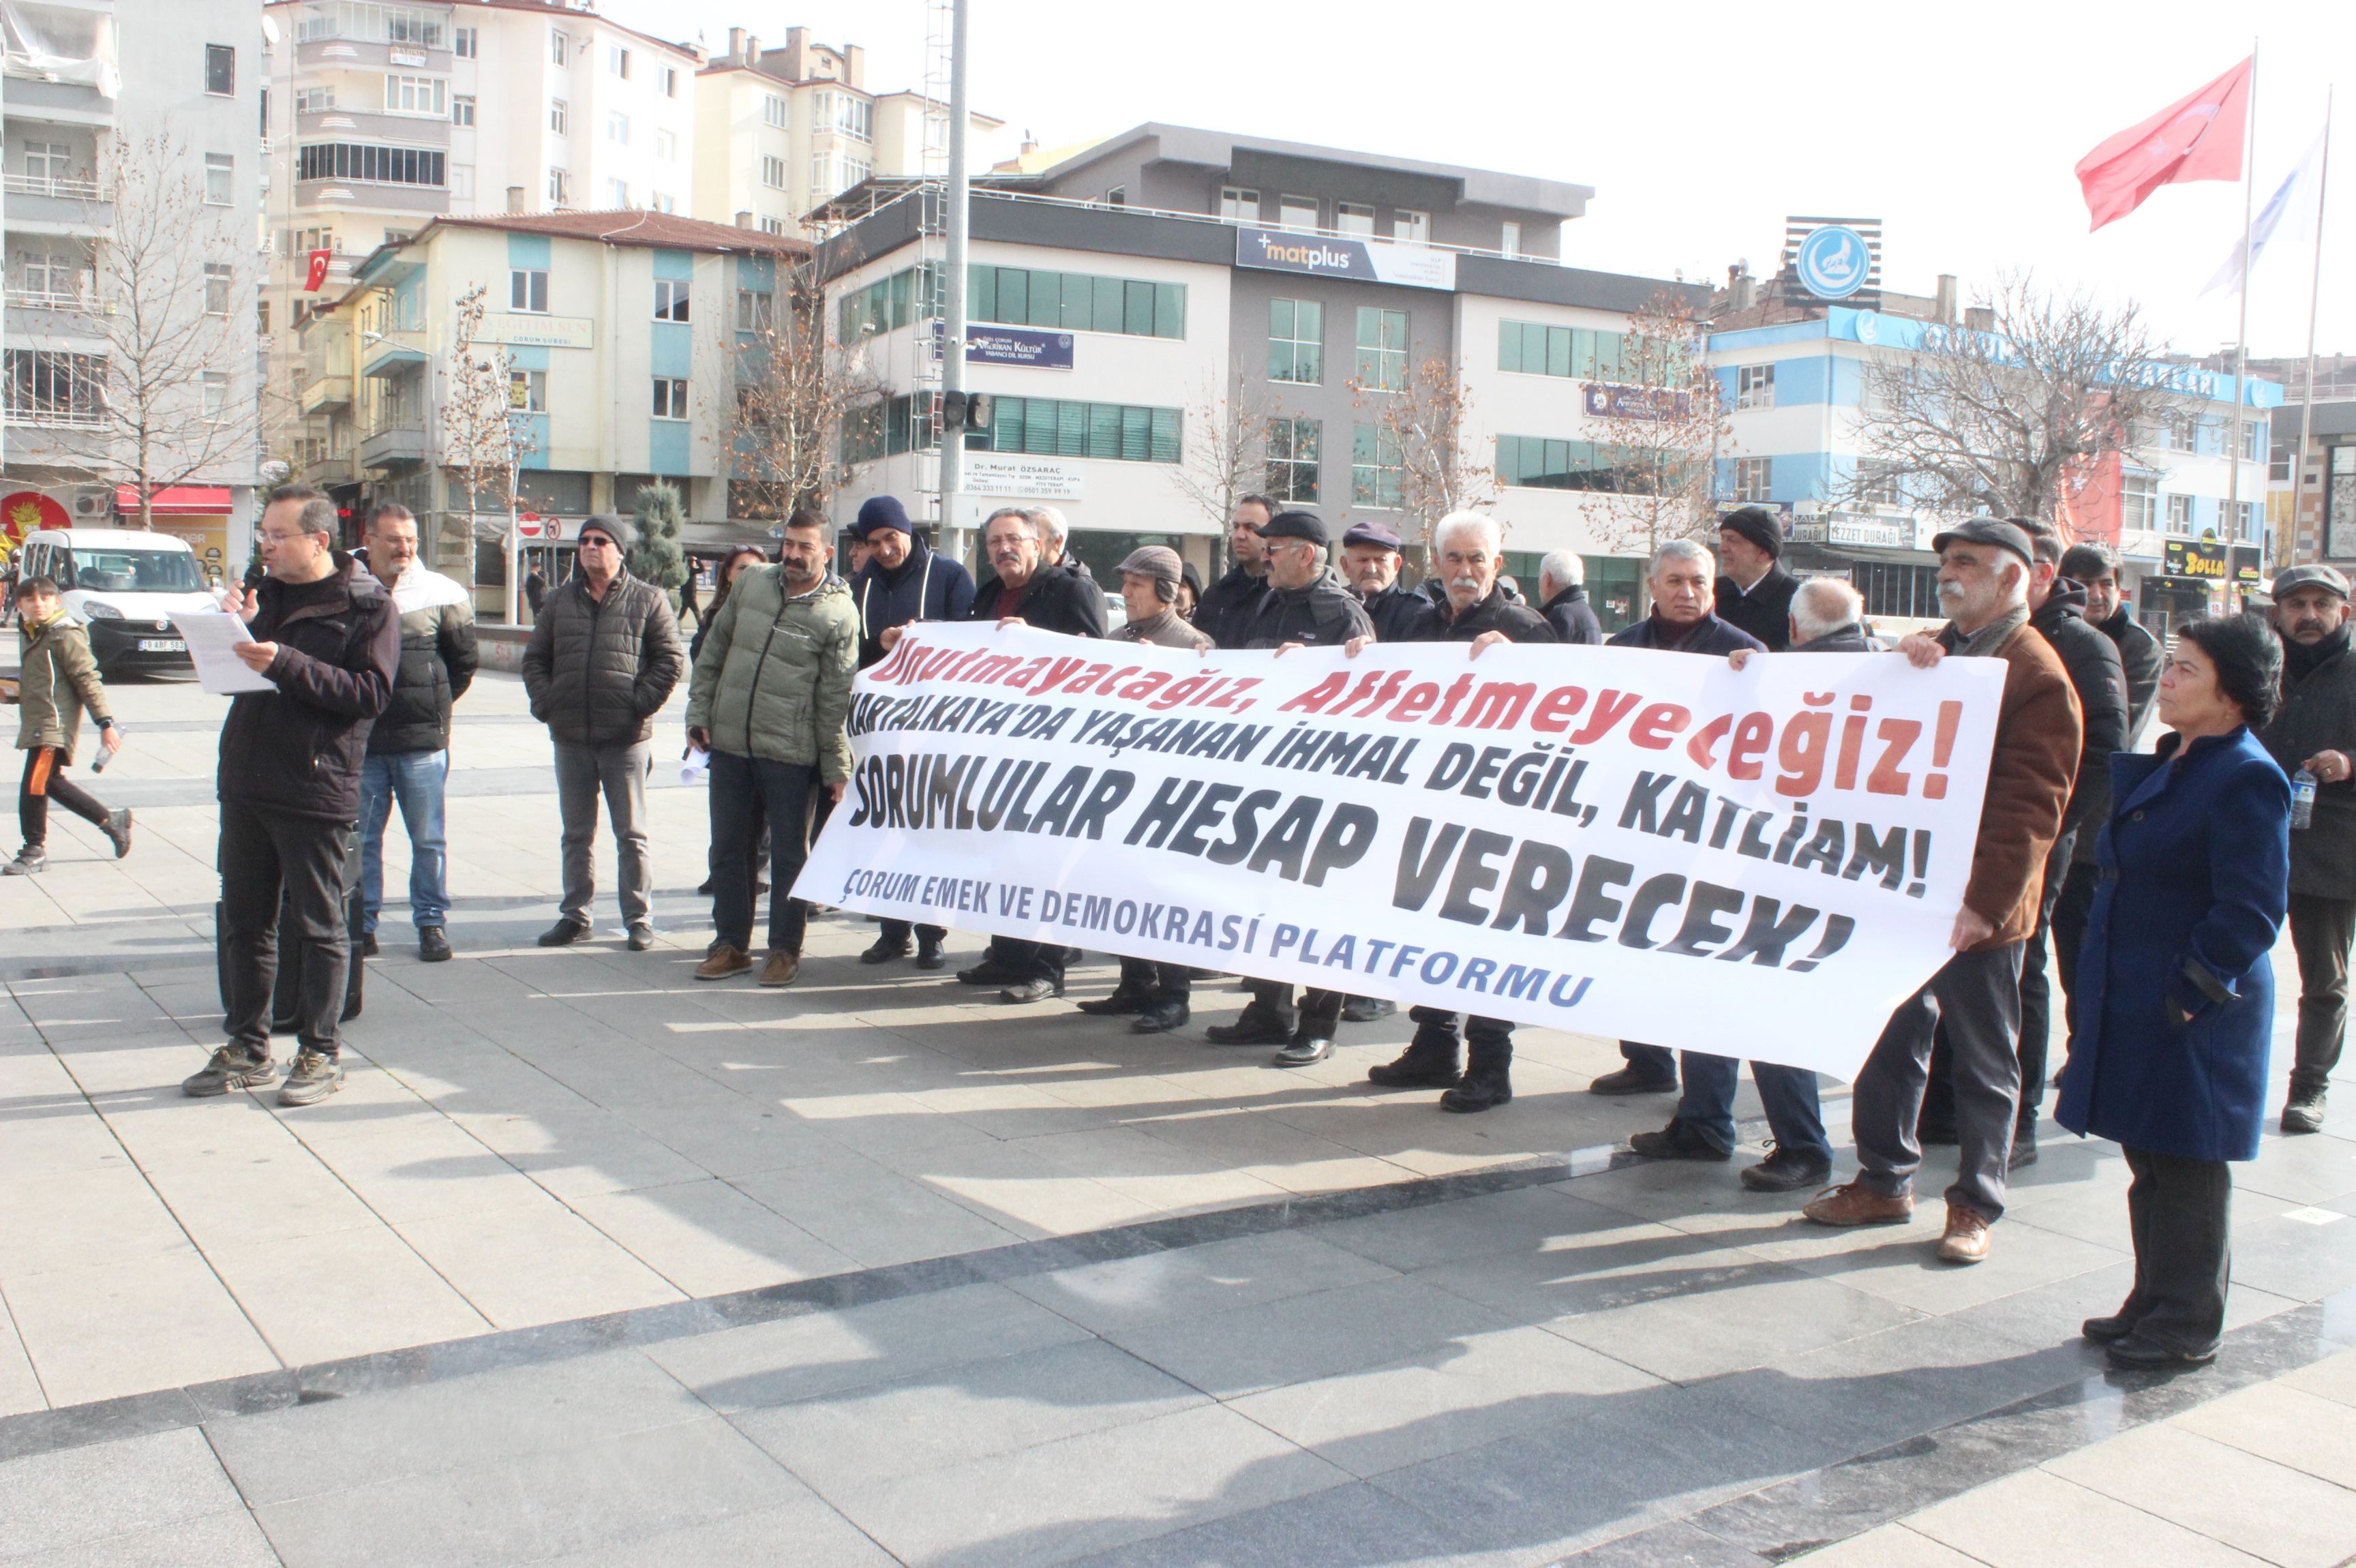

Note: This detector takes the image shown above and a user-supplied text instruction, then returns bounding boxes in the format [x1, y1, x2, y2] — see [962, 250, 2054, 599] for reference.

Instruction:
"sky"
[607, 0, 2354, 369]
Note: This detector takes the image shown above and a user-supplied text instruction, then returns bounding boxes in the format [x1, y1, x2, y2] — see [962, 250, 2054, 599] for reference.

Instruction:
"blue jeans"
[1675, 1051, 1831, 1163]
[359, 749, 451, 934]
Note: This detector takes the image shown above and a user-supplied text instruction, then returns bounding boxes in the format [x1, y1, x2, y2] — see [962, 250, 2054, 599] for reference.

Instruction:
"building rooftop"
[421, 210, 811, 256]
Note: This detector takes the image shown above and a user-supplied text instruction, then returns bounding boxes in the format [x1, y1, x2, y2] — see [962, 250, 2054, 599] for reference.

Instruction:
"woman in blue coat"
[2055, 613, 2289, 1369]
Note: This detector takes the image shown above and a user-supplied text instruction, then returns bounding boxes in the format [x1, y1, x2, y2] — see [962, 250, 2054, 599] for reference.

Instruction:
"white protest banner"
[796, 625, 2005, 1080]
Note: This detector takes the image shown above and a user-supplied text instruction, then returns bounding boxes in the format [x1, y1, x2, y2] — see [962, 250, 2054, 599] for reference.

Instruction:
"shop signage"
[477, 313, 593, 350]
[1582, 382, 1691, 421]
[2164, 539, 2229, 579]
[1235, 226, 1458, 292]
[2231, 545, 2264, 586]
[961, 455, 1085, 500]
[1796, 226, 1871, 300]
[931, 322, 1074, 368]
[1792, 513, 1914, 549]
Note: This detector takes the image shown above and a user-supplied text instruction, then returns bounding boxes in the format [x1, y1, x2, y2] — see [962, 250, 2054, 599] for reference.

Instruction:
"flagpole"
[2228, 41, 2258, 599]
[2295, 89, 2333, 562]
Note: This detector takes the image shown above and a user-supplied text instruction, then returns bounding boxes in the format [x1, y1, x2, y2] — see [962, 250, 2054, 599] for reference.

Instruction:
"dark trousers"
[988, 935, 1064, 984]
[1408, 1008, 1514, 1070]
[2051, 858, 2098, 1050]
[1927, 836, 2072, 1133]
[2120, 1145, 2232, 1355]
[1117, 956, 1191, 1001]
[1674, 1054, 1831, 1162]
[1299, 987, 1344, 1034]
[1854, 943, 2025, 1222]
[879, 919, 946, 947]
[710, 751, 813, 955]
[2288, 893, 2356, 1096]
[1246, 978, 1299, 1021]
[1618, 1042, 1677, 1081]
[220, 802, 352, 1059]
[19, 747, 106, 849]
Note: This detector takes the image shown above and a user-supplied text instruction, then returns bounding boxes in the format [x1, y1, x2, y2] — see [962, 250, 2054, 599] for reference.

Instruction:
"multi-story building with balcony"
[3, 0, 262, 575]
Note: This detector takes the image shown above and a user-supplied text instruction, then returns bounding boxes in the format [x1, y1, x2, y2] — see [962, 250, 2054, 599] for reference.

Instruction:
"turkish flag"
[2075, 57, 2252, 231]
[303, 249, 332, 293]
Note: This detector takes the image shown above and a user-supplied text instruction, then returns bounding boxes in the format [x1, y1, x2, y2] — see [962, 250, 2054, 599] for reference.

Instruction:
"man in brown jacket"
[1806, 518, 2081, 1264]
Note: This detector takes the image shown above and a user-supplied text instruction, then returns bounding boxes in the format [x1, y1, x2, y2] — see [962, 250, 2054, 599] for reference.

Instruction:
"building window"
[652, 377, 688, 419]
[453, 26, 477, 57]
[2166, 493, 2194, 534]
[2233, 498, 2261, 540]
[3, 350, 107, 425]
[809, 150, 872, 198]
[763, 94, 787, 130]
[1498, 320, 1632, 380]
[203, 262, 232, 315]
[1852, 562, 1944, 620]
[608, 45, 630, 78]
[1857, 460, 1903, 507]
[964, 265, 1185, 340]
[1394, 209, 1430, 245]
[1734, 457, 1772, 503]
[759, 215, 785, 235]
[652, 192, 676, 213]
[1266, 417, 1320, 502]
[1335, 201, 1376, 237]
[653, 278, 689, 321]
[294, 86, 334, 115]
[1496, 435, 1652, 492]
[385, 75, 446, 117]
[736, 288, 774, 331]
[1736, 363, 1775, 410]
[1267, 299, 1323, 385]
[654, 129, 676, 160]
[659, 65, 678, 97]
[1105, 185, 1126, 206]
[832, 93, 872, 141]
[2241, 419, 2266, 462]
[205, 153, 233, 204]
[607, 177, 628, 207]
[1279, 194, 1317, 232]
[549, 31, 566, 66]
[510, 268, 549, 313]
[1219, 186, 1258, 223]
[205, 44, 235, 96]
[549, 99, 568, 135]
[761, 155, 785, 190]
[547, 168, 569, 206]
[1355, 307, 1408, 391]
[839, 266, 935, 339]
[202, 372, 228, 421]
[1352, 424, 1402, 507]
[509, 370, 546, 411]
[451, 95, 474, 126]
[967, 396, 1182, 464]
[607, 112, 629, 144]
[20, 247, 86, 301]
[2121, 472, 2158, 532]
[295, 144, 444, 187]
[1500, 222, 1522, 258]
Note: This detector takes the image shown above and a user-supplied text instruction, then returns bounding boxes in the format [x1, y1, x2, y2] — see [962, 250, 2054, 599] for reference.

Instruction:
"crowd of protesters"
[18, 479, 2321, 1373]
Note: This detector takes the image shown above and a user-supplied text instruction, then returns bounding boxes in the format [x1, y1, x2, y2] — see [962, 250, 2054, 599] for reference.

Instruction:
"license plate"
[137, 639, 186, 652]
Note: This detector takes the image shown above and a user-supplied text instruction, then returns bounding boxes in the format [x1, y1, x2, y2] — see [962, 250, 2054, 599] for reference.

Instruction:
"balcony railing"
[2, 173, 107, 202]
[2, 402, 107, 428]
[4, 288, 97, 314]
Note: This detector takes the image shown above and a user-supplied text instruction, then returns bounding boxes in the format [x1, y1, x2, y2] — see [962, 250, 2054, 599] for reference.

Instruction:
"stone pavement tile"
[522, 1491, 896, 1567]
[1757, 1211, 2127, 1317]
[565, 1178, 862, 1296]
[252, 1412, 809, 1568]
[0, 1163, 192, 1279]
[1059, 1478, 1470, 1568]
[1558, 1517, 1774, 1567]
[815, 1401, 1350, 1568]
[1008, 1231, 1399, 1339]
[199, 1225, 491, 1368]
[2233, 1130, 2356, 1206]
[648, 1280, 1095, 1412]
[1005, 1125, 1298, 1214]
[1903, 1468, 2269, 1567]
[0, 1506, 282, 1568]
[630, 1100, 880, 1182]
[92, 1094, 310, 1172]
[208, 1348, 710, 1503]
[1313, 1186, 1638, 1273]
[0, 1427, 244, 1562]
[729, 1155, 1031, 1268]
[731, 1338, 1207, 1494]
[139, 1143, 385, 1248]
[3, 1250, 277, 1407]
[1224, 1321, 1664, 1478]
[2282, 1345, 2356, 1408]
[2229, 1188, 2356, 1303]
[1542, 1256, 1927, 1384]
[1404, 1216, 1762, 1329]
[916, 1139, 1171, 1239]
[2175, 1382, 2356, 1490]
[0, 1302, 45, 1417]
[282, 1118, 555, 1225]
[390, 1203, 682, 1329]
[0, 1100, 140, 1179]
[1098, 1274, 1524, 1401]
[2046, 1417, 2356, 1567]
[1785, 1522, 1989, 1565]
[1952, 1257, 2299, 1351]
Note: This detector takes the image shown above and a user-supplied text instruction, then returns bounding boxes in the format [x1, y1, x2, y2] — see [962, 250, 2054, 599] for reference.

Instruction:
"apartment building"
[2, 0, 262, 575]
[294, 209, 802, 616]
[691, 27, 1001, 240]
[815, 123, 1698, 628]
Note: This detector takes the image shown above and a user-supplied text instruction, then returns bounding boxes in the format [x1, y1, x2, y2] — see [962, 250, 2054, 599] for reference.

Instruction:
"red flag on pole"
[2075, 57, 2253, 231]
[303, 249, 332, 292]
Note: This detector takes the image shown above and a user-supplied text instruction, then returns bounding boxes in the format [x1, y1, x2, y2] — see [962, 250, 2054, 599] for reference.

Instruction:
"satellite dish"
[261, 14, 281, 44]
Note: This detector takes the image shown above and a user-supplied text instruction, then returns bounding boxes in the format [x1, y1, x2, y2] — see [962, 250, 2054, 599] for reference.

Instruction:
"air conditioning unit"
[70, 487, 112, 521]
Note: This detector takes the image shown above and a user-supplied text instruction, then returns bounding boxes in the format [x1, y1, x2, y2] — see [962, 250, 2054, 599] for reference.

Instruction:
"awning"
[116, 485, 231, 517]
[1784, 540, 1941, 570]
[362, 343, 428, 378]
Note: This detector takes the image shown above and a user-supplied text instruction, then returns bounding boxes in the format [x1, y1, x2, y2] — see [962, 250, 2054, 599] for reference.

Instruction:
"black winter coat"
[1242, 577, 1374, 649]
[522, 569, 686, 747]
[1607, 612, 1766, 657]
[1795, 624, 1874, 653]
[969, 564, 1105, 639]
[1361, 582, 1440, 644]
[1432, 586, 1556, 645]
[1540, 584, 1603, 645]
[367, 568, 479, 755]
[851, 540, 978, 668]
[2257, 627, 2356, 898]
[217, 554, 401, 821]
[2033, 579, 2130, 845]
[1715, 566, 1799, 650]
[2096, 604, 2164, 740]
[1196, 564, 1271, 650]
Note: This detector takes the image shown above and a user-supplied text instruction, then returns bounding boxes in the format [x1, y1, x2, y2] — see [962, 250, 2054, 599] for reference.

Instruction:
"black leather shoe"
[1440, 1069, 1513, 1114]
[1740, 1145, 1832, 1192]
[1629, 1118, 1734, 1162]
[359, 931, 380, 959]
[1272, 1034, 1333, 1068]
[2008, 1134, 2040, 1169]
[1131, 1000, 1190, 1034]
[2106, 1334, 2216, 1370]
[626, 924, 656, 952]
[1205, 1007, 1295, 1046]
[1076, 986, 1150, 1017]
[1001, 977, 1059, 1004]
[2081, 1310, 2145, 1344]
[860, 936, 911, 965]
[915, 937, 946, 970]
[1368, 1026, 1462, 1088]
[2283, 1088, 2327, 1134]
[957, 959, 1020, 986]
[537, 920, 590, 947]
[1340, 996, 1396, 1024]
[418, 927, 452, 963]
[1588, 1066, 1677, 1096]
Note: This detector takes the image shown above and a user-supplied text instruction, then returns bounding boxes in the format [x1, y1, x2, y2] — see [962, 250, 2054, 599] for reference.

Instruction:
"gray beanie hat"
[576, 513, 634, 552]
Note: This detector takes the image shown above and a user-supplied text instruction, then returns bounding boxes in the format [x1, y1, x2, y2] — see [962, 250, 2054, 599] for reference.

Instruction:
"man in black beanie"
[1715, 506, 1799, 651]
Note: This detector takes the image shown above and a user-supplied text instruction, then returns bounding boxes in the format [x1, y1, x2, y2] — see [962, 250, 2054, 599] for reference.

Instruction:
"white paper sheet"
[168, 612, 277, 695]
[680, 746, 712, 785]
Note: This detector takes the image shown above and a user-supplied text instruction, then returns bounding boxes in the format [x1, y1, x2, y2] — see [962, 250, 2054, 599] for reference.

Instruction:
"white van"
[14, 528, 214, 674]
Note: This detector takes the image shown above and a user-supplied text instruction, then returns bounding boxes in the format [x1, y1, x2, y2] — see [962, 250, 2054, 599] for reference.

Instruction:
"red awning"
[116, 485, 232, 517]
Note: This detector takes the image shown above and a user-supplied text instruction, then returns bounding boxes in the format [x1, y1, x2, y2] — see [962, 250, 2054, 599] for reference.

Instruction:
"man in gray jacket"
[685, 511, 858, 988]
[522, 515, 684, 951]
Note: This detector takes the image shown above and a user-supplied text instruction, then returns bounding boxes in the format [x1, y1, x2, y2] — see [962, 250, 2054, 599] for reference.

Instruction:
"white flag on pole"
[2205, 126, 2329, 295]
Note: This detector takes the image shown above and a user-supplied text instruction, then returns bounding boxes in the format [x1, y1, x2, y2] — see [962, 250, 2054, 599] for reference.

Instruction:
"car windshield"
[70, 549, 206, 594]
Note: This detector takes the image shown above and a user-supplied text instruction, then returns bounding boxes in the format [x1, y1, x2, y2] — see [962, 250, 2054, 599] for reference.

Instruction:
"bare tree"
[439, 284, 538, 620]
[1349, 355, 1493, 574]
[729, 258, 880, 519]
[1582, 290, 1731, 560]
[1167, 364, 1275, 542]
[1847, 273, 2177, 526]
[22, 134, 260, 528]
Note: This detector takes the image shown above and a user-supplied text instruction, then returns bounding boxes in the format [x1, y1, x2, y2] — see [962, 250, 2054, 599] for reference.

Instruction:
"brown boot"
[759, 951, 801, 987]
[695, 944, 753, 981]
[1937, 1203, 1993, 1264]
[1801, 1181, 1914, 1227]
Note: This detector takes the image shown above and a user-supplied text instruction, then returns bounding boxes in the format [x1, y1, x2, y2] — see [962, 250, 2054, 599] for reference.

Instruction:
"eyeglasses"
[576, 536, 617, 550]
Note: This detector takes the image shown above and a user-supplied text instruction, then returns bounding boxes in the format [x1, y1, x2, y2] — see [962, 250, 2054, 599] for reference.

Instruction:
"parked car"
[12, 528, 213, 674]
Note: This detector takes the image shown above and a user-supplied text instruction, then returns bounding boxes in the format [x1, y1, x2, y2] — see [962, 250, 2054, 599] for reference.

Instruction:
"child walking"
[7, 574, 132, 874]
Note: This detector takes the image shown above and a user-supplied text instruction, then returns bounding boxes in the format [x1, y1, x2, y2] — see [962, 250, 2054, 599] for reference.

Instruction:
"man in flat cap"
[1805, 517, 2079, 1267]
[1339, 519, 1438, 643]
[1716, 505, 1800, 651]
[2259, 562, 2356, 1134]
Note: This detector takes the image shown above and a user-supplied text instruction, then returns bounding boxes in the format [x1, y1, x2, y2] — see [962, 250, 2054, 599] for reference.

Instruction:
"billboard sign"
[1795, 226, 1871, 300]
[1235, 226, 1458, 292]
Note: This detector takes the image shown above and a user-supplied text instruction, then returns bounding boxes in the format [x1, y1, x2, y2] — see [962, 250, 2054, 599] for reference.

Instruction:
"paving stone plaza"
[2, 668, 2353, 1567]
